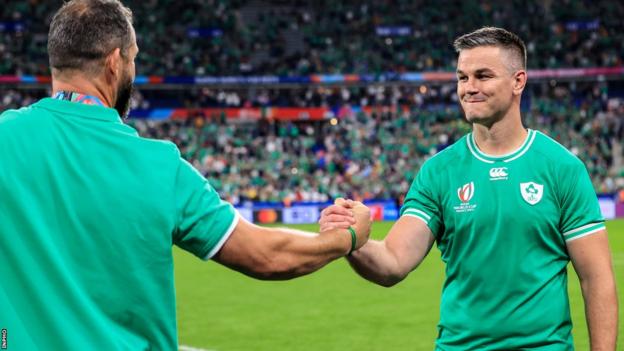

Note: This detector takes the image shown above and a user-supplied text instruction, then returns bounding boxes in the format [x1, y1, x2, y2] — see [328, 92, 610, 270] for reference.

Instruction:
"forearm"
[346, 217, 434, 287]
[219, 225, 351, 281]
[347, 240, 406, 287]
[581, 276, 618, 351]
[256, 227, 351, 280]
[215, 208, 370, 280]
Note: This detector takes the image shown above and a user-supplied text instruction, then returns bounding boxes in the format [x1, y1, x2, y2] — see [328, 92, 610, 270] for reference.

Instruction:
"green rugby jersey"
[401, 129, 604, 350]
[0, 98, 238, 350]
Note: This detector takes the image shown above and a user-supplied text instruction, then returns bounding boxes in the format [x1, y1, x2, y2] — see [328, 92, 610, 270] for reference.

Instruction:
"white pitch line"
[179, 345, 216, 351]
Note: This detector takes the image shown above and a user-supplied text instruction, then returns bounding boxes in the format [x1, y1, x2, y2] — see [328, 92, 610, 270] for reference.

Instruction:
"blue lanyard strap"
[52, 91, 106, 107]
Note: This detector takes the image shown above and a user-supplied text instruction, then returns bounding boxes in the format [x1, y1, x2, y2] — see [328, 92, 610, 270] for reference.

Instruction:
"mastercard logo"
[257, 209, 278, 223]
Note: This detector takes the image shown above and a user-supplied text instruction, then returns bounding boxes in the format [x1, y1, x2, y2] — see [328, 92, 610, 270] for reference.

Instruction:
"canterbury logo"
[489, 167, 508, 178]
[457, 182, 474, 203]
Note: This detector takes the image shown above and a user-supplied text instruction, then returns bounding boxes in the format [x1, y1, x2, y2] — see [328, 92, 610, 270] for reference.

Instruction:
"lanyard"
[52, 91, 106, 107]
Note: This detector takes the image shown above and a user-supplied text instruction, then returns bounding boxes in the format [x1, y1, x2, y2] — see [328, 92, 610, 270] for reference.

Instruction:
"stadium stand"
[1, 0, 623, 204]
[130, 85, 624, 203]
[1, 0, 623, 75]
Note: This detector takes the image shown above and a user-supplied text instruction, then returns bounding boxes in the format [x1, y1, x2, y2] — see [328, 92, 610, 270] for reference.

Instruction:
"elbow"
[377, 275, 404, 288]
[378, 280, 400, 288]
[349, 255, 409, 287]
[365, 270, 406, 287]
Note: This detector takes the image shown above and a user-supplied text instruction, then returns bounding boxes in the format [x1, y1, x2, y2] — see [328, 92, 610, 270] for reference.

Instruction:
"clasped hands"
[319, 198, 372, 253]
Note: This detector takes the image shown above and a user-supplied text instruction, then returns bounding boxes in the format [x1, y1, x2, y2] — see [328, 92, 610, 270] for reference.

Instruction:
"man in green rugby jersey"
[0, 1, 371, 350]
[320, 27, 618, 350]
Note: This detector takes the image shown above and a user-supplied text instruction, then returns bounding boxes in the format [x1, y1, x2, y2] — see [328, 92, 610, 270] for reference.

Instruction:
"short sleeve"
[400, 161, 443, 238]
[559, 161, 605, 242]
[173, 158, 239, 260]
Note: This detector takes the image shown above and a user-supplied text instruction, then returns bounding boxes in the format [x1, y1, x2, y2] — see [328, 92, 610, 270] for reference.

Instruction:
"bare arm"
[213, 205, 370, 280]
[347, 216, 435, 287]
[567, 230, 618, 351]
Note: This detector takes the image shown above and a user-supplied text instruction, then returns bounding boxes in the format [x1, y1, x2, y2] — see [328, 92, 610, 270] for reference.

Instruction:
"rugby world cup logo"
[457, 182, 474, 203]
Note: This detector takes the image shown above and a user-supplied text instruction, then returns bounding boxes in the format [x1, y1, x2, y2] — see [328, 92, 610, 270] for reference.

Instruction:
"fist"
[318, 198, 356, 232]
[319, 198, 371, 251]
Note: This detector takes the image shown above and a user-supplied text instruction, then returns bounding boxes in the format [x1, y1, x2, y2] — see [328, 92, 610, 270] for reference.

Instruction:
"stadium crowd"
[130, 83, 624, 204]
[2, 0, 623, 76]
[2, 79, 623, 204]
[2, 0, 623, 204]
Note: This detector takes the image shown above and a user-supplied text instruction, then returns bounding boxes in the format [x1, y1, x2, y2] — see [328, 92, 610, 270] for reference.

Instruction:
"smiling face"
[456, 46, 523, 127]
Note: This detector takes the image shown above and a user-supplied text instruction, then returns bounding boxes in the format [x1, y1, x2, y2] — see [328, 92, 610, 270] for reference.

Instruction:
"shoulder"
[0, 102, 55, 137]
[0, 103, 47, 123]
[532, 130, 587, 170]
[116, 125, 185, 175]
[130, 129, 182, 159]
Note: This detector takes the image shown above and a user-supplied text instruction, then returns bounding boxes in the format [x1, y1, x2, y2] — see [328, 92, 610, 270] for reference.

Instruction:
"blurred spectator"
[2, 0, 623, 202]
[1, 81, 622, 201]
[1, 0, 623, 76]
[127, 83, 623, 202]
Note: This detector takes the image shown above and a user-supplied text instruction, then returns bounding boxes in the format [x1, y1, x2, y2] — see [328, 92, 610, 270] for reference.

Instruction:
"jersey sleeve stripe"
[563, 222, 605, 237]
[203, 211, 240, 260]
[565, 225, 606, 242]
[403, 208, 431, 220]
[402, 213, 429, 226]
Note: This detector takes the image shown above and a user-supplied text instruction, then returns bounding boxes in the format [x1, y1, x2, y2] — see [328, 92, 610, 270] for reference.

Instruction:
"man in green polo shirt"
[320, 27, 618, 350]
[0, 1, 371, 350]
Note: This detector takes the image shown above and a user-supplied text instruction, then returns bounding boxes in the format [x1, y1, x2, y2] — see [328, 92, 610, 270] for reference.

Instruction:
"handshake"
[319, 198, 372, 254]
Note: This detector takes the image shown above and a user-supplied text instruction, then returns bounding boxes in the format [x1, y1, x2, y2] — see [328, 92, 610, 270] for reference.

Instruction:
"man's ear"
[512, 69, 527, 96]
[104, 48, 122, 84]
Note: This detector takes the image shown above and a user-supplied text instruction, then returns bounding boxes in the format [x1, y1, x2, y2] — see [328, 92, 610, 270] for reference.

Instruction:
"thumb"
[334, 197, 347, 206]
[349, 200, 363, 207]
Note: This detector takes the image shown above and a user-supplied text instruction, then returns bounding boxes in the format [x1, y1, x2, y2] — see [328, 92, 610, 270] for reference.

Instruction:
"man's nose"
[464, 77, 480, 95]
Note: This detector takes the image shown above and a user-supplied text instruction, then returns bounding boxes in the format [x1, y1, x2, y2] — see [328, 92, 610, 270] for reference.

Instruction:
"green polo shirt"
[0, 98, 238, 350]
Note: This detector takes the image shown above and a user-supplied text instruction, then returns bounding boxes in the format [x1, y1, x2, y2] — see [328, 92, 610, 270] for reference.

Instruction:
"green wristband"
[347, 226, 357, 255]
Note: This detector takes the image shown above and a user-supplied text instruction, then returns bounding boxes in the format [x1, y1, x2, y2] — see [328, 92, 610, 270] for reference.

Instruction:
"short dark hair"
[48, 0, 134, 75]
[453, 27, 527, 71]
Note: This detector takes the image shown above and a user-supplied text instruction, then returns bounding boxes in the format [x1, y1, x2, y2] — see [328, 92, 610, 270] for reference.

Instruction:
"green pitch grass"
[175, 219, 624, 350]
